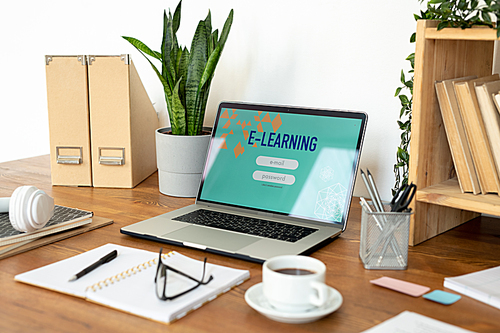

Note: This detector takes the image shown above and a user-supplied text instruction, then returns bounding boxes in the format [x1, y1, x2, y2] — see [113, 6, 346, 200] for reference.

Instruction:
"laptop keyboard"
[172, 209, 318, 243]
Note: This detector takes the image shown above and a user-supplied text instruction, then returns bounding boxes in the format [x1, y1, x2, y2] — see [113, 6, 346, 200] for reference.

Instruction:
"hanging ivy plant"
[392, 0, 500, 195]
[428, 0, 500, 36]
[392, 9, 435, 195]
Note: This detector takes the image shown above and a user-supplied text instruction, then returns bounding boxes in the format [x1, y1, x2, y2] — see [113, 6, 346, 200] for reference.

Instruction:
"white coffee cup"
[262, 255, 330, 313]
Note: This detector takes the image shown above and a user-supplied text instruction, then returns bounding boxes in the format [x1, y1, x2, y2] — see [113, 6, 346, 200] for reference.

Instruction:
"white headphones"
[0, 186, 55, 232]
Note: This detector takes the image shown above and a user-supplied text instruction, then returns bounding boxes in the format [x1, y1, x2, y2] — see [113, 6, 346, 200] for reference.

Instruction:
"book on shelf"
[454, 74, 500, 194]
[475, 81, 500, 183]
[15, 243, 250, 324]
[444, 265, 500, 310]
[493, 93, 500, 113]
[435, 76, 480, 194]
[476, 80, 500, 179]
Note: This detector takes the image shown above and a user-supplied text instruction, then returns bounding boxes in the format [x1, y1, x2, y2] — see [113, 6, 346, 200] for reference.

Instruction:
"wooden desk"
[1, 155, 499, 332]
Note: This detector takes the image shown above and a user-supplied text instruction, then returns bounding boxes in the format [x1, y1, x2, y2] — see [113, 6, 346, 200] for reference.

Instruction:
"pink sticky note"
[370, 277, 430, 297]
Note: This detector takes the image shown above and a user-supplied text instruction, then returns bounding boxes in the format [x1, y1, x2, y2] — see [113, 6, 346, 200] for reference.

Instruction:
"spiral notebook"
[14, 243, 250, 324]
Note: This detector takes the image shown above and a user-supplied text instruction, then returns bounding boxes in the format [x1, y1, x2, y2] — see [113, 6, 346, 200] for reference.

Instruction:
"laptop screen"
[197, 102, 367, 228]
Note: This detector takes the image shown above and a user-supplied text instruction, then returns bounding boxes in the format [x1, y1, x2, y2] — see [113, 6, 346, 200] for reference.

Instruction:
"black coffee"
[274, 268, 315, 275]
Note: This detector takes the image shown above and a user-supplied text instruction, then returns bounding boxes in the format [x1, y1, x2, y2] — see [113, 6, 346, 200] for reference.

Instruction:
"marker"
[68, 249, 119, 282]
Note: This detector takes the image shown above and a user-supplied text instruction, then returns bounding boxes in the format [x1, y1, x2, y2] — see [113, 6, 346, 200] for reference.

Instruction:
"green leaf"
[186, 21, 209, 135]
[122, 36, 161, 60]
[218, 9, 234, 48]
[194, 87, 211, 135]
[481, 11, 492, 24]
[400, 69, 406, 84]
[437, 21, 450, 31]
[132, 48, 178, 132]
[199, 45, 221, 93]
[170, 37, 179, 78]
[170, 79, 187, 135]
[162, 10, 175, 85]
[395, 87, 402, 97]
[212, 29, 219, 48]
[399, 95, 410, 104]
[397, 147, 409, 163]
[172, 0, 182, 33]
[204, 10, 213, 55]
[175, 46, 183, 78]
[178, 47, 190, 107]
[192, 45, 223, 133]
[160, 61, 176, 98]
[193, 9, 233, 135]
[134, 49, 166, 89]
[410, 32, 416, 43]
[400, 106, 406, 118]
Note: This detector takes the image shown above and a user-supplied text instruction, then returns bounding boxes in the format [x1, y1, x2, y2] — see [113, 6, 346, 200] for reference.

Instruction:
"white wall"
[0, 0, 422, 201]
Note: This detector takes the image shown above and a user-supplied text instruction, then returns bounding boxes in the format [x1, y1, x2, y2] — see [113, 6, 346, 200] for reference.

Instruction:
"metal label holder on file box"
[98, 147, 125, 166]
[56, 146, 83, 165]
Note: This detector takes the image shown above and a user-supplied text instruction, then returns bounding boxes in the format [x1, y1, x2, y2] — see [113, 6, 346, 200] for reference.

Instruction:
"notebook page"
[362, 311, 474, 333]
[444, 265, 500, 310]
[85, 251, 250, 324]
[14, 244, 155, 298]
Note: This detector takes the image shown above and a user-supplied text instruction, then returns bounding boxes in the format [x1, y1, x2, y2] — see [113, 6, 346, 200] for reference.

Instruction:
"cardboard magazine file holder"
[46, 55, 92, 186]
[46, 55, 158, 188]
[87, 55, 158, 188]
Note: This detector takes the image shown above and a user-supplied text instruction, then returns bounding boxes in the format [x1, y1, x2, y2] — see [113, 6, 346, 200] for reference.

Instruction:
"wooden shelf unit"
[409, 20, 500, 245]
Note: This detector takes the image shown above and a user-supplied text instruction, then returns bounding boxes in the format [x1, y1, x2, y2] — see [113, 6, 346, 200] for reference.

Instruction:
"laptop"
[121, 102, 367, 263]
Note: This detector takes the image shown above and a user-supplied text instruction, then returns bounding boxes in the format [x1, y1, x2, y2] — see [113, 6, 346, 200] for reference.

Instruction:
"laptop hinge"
[257, 211, 273, 218]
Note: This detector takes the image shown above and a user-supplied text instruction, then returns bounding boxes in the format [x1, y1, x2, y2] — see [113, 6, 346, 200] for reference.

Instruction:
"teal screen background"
[199, 108, 363, 224]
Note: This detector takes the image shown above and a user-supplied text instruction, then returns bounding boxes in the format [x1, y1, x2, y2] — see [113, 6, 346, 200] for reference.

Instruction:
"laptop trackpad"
[162, 226, 259, 252]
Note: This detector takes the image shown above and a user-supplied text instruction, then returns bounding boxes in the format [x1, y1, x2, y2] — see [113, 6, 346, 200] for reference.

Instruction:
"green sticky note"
[423, 290, 461, 305]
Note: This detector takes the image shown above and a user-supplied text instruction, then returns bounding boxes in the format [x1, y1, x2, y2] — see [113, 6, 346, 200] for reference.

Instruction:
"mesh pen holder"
[359, 201, 412, 270]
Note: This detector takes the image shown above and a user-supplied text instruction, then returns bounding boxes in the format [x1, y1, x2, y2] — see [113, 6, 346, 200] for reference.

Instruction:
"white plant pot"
[155, 127, 211, 197]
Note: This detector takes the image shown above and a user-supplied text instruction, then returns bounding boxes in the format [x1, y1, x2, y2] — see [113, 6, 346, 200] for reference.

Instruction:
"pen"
[366, 169, 384, 213]
[359, 196, 382, 229]
[360, 170, 381, 213]
[69, 249, 119, 282]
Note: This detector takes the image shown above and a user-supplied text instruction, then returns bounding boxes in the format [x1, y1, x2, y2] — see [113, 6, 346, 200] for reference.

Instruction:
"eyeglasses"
[154, 248, 214, 301]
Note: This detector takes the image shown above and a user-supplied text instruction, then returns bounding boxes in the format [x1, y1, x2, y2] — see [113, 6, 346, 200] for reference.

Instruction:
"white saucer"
[244, 283, 343, 324]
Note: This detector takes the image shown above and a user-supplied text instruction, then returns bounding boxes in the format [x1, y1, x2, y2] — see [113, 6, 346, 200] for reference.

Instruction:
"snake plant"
[123, 1, 233, 135]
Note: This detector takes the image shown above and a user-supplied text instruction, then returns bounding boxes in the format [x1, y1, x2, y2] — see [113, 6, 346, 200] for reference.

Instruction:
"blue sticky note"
[423, 290, 461, 305]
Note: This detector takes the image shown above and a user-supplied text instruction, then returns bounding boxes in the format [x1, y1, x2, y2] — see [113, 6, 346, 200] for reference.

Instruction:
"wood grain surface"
[0, 155, 499, 332]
